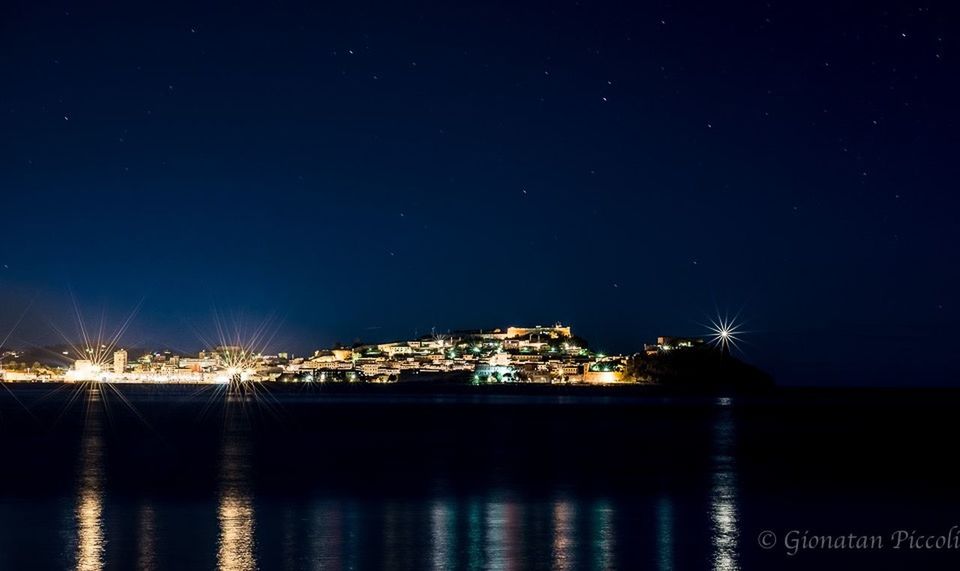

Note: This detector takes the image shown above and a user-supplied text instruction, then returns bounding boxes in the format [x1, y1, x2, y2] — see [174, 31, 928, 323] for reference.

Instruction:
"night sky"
[1, 1, 957, 385]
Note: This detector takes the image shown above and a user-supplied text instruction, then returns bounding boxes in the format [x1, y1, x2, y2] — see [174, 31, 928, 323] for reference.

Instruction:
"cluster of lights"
[200, 311, 278, 384]
[56, 298, 141, 382]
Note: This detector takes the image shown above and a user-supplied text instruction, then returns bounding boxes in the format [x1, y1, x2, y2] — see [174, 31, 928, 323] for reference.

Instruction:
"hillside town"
[0, 325, 707, 385]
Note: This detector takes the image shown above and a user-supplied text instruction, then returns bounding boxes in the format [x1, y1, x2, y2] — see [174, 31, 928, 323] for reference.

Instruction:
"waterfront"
[0, 323, 766, 389]
[2, 385, 960, 569]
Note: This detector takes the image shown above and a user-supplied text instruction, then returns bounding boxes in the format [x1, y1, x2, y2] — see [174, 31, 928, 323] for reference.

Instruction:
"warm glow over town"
[1, 324, 712, 385]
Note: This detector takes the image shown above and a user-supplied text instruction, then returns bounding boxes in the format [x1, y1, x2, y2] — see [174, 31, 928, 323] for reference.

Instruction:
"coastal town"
[0, 324, 707, 385]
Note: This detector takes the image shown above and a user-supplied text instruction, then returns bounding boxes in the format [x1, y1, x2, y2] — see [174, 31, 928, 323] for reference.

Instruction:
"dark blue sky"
[1, 1, 958, 384]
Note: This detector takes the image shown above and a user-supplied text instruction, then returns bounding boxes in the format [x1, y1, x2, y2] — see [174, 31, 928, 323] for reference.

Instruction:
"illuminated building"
[645, 337, 704, 355]
[474, 364, 517, 382]
[113, 349, 127, 374]
[582, 360, 626, 383]
[66, 360, 103, 382]
[377, 343, 413, 357]
[0, 323, 705, 385]
[505, 324, 572, 339]
[0, 370, 39, 382]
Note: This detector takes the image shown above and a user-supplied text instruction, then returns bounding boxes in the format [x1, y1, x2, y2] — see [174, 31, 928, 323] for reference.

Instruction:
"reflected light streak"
[217, 431, 257, 571]
[710, 402, 740, 571]
[592, 499, 615, 570]
[552, 498, 576, 571]
[485, 498, 520, 571]
[74, 396, 105, 571]
[382, 503, 406, 568]
[281, 506, 296, 570]
[137, 504, 157, 571]
[310, 501, 342, 571]
[657, 495, 674, 571]
[430, 500, 455, 571]
[467, 500, 484, 570]
[344, 501, 360, 571]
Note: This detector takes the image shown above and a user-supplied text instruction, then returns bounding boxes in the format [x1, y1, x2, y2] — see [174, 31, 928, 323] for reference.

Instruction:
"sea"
[2, 383, 960, 570]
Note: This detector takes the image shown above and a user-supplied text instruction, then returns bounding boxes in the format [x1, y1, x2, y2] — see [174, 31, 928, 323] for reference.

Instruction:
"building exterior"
[505, 324, 572, 339]
[644, 336, 704, 355]
[0, 324, 693, 385]
[582, 360, 625, 383]
[113, 349, 128, 374]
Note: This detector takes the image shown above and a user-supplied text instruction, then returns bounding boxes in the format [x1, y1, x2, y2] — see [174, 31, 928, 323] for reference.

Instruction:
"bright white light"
[65, 360, 104, 382]
[706, 312, 745, 354]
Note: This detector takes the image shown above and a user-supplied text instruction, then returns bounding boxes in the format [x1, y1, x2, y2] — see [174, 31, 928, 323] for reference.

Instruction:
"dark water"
[2, 384, 960, 570]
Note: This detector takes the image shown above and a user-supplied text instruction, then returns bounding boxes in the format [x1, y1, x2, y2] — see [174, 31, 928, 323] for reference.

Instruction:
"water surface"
[1, 384, 960, 569]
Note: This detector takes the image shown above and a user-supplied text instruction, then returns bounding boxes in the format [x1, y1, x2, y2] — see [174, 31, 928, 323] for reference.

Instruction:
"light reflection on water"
[309, 500, 343, 570]
[657, 495, 674, 571]
[383, 501, 417, 568]
[430, 500, 455, 570]
[710, 399, 740, 571]
[0, 387, 951, 571]
[467, 499, 484, 570]
[485, 496, 522, 571]
[591, 499, 615, 571]
[217, 417, 257, 571]
[137, 503, 157, 570]
[74, 388, 105, 571]
[485, 499, 508, 570]
[552, 498, 576, 570]
[44, 393, 753, 569]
